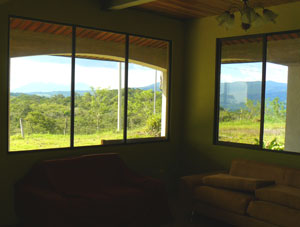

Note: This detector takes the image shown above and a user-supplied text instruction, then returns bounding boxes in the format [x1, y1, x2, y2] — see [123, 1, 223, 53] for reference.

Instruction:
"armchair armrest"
[15, 184, 67, 219]
[122, 170, 172, 224]
[120, 164, 165, 191]
[124, 172, 165, 193]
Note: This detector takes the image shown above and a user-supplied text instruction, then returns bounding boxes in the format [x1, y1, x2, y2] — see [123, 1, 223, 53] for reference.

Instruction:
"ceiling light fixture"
[216, 0, 278, 31]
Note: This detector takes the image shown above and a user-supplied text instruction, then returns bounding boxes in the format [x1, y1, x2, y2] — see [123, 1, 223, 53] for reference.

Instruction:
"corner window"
[215, 32, 300, 153]
[9, 17, 170, 152]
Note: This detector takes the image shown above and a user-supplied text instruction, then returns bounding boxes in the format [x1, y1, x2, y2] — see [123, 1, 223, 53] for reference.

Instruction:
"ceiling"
[2, 0, 300, 19]
[133, 0, 300, 19]
[0, 0, 10, 3]
[10, 17, 168, 49]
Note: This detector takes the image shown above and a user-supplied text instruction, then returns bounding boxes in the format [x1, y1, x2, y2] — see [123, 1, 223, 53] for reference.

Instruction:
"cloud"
[10, 56, 161, 91]
[221, 62, 288, 84]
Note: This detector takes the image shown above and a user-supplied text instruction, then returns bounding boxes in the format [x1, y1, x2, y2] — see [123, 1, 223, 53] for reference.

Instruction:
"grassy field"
[9, 128, 157, 152]
[219, 120, 285, 149]
[10, 120, 285, 151]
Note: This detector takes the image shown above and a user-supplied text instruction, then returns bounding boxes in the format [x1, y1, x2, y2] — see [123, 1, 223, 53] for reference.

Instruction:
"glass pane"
[264, 33, 300, 152]
[218, 37, 263, 144]
[74, 28, 125, 146]
[127, 36, 169, 140]
[9, 18, 72, 151]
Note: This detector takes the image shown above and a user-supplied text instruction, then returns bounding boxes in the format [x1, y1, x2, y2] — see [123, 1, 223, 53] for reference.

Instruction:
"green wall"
[183, 1, 300, 175]
[0, 0, 185, 225]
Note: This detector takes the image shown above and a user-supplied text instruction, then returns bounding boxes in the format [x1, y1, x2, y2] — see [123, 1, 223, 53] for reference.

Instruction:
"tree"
[25, 111, 57, 134]
[9, 87, 163, 137]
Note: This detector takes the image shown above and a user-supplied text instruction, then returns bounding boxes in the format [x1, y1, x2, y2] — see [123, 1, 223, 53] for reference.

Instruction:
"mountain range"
[12, 82, 90, 93]
[220, 81, 287, 110]
[11, 82, 161, 97]
[12, 81, 285, 109]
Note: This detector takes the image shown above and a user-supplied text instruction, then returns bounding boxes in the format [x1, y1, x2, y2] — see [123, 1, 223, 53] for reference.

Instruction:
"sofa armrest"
[178, 171, 227, 215]
[180, 171, 227, 192]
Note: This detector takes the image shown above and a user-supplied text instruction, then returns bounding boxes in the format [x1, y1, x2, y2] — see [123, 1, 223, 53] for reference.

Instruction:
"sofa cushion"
[194, 202, 278, 227]
[194, 186, 253, 215]
[255, 184, 300, 210]
[202, 173, 274, 192]
[247, 201, 300, 227]
[229, 160, 285, 185]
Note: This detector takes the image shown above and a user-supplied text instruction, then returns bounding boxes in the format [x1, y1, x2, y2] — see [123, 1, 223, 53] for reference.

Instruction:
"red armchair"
[15, 153, 172, 227]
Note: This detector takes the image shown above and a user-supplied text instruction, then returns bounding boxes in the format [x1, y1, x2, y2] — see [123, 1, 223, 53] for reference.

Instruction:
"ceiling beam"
[0, 0, 10, 4]
[108, 0, 156, 10]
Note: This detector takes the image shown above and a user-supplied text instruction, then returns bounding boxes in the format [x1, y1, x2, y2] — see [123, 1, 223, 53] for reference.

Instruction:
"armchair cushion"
[64, 186, 146, 220]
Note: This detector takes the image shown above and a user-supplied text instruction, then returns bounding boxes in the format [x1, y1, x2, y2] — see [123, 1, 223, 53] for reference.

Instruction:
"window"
[215, 31, 300, 153]
[9, 19, 73, 151]
[74, 27, 126, 147]
[127, 35, 169, 140]
[9, 17, 170, 152]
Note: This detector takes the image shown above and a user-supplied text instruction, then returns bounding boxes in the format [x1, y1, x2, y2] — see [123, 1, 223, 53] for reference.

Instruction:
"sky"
[221, 62, 288, 84]
[10, 56, 288, 92]
[10, 55, 161, 92]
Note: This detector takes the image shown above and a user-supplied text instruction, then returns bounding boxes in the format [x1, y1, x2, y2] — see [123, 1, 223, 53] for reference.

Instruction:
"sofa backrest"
[229, 159, 286, 185]
[40, 153, 128, 195]
[230, 159, 300, 188]
[284, 168, 300, 188]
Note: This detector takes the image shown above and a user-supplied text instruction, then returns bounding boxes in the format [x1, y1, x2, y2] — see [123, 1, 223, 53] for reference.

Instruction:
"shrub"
[264, 138, 284, 151]
[146, 114, 161, 137]
[255, 137, 284, 151]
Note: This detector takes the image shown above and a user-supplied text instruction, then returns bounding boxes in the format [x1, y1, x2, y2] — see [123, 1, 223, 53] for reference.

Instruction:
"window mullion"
[70, 25, 76, 148]
[214, 38, 222, 144]
[123, 35, 129, 143]
[260, 34, 267, 149]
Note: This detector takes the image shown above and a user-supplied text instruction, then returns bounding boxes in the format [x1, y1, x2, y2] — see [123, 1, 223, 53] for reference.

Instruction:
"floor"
[163, 195, 233, 227]
[165, 214, 232, 227]
[4, 195, 232, 227]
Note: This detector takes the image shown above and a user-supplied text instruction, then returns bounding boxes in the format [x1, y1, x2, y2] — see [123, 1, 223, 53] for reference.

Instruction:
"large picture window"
[8, 17, 170, 152]
[215, 31, 300, 153]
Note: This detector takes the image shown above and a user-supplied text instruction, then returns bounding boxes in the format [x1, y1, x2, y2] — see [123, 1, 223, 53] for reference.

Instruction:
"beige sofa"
[180, 159, 300, 227]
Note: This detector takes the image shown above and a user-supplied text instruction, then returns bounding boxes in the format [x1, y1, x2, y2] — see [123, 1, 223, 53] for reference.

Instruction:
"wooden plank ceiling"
[10, 18, 168, 49]
[134, 0, 300, 19]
